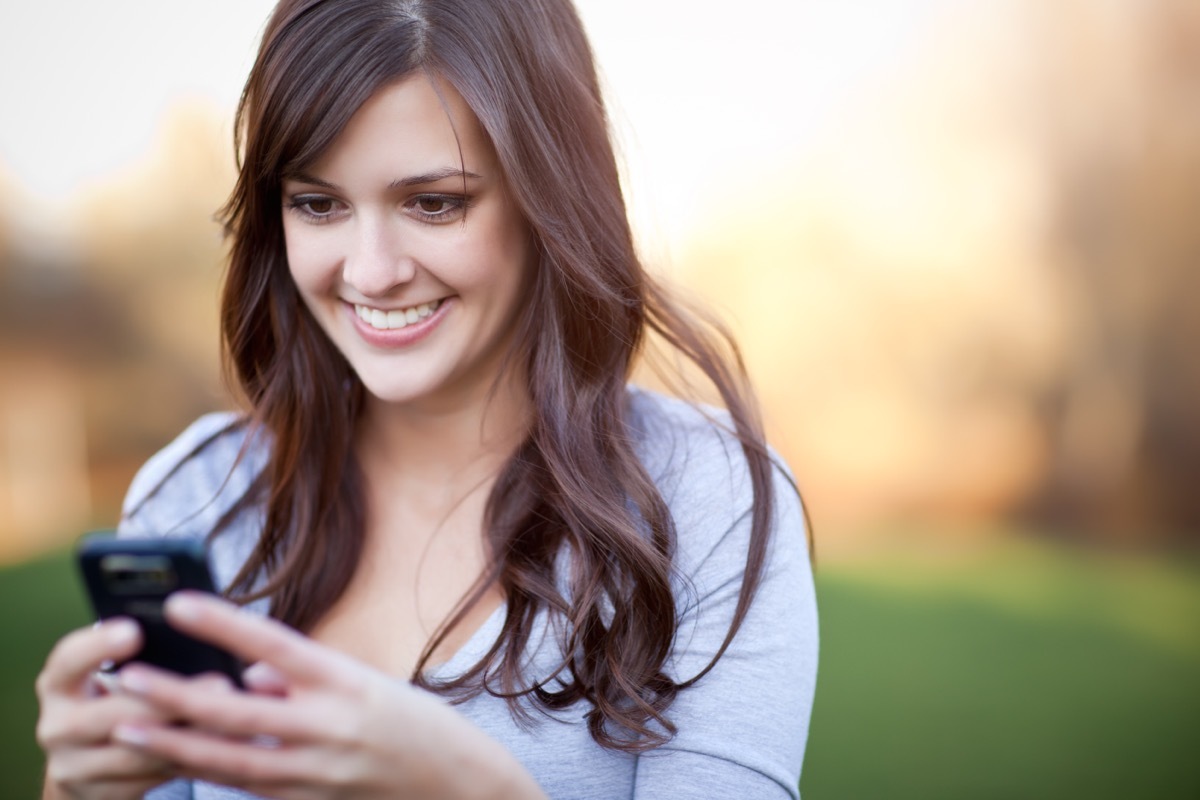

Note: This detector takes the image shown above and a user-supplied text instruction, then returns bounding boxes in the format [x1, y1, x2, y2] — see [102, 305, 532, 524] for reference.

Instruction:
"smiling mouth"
[354, 299, 445, 330]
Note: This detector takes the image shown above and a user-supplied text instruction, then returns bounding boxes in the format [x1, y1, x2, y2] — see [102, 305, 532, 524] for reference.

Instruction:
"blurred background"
[2, 0, 1198, 797]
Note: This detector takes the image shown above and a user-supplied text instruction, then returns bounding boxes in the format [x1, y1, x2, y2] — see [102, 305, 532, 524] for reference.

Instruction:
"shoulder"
[624, 383, 801, 534]
[623, 388, 817, 790]
[626, 385, 752, 500]
[625, 385, 807, 576]
[119, 411, 268, 541]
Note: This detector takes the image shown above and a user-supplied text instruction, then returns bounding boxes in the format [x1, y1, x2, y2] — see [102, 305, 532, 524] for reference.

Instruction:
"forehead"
[302, 73, 495, 179]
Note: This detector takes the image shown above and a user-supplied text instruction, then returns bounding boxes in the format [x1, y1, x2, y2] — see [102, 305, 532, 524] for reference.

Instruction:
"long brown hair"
[216, 0, 793, 752]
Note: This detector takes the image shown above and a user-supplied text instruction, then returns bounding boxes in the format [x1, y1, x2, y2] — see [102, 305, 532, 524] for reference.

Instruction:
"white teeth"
[356, 299, 442, 330]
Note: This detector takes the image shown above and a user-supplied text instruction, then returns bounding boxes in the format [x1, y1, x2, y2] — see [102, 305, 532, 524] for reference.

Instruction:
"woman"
[36, 0, 818, 797]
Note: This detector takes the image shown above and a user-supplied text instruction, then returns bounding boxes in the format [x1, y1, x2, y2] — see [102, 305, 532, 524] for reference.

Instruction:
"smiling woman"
[34, 1, 817, 798]
[281, 75, 533, 414]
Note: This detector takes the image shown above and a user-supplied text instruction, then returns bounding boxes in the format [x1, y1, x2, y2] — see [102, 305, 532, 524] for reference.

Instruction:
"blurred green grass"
[2, 536, 1198, 799]
[803, 535, 1200, 798]
[1, 547, 91, 799]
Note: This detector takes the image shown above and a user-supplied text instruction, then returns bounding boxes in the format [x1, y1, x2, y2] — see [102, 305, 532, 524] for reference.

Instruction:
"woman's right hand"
[36, 619, 175, 800]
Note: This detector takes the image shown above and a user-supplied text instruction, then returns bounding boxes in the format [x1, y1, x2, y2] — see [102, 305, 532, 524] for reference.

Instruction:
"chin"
[356, 379, 429, 408]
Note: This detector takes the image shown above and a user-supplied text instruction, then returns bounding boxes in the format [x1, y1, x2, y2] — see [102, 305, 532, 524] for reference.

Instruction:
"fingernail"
[165, 592, 201, 622]
[243, 661, 288, 694]
[243, 661, 277, 682]
[118, 668, 150, 694]
[108, 619, 139, 645]
[113, 724, 148, 747]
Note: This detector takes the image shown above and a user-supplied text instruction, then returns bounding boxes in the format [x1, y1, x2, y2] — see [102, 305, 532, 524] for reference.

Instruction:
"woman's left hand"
[111, 592, 545, 800]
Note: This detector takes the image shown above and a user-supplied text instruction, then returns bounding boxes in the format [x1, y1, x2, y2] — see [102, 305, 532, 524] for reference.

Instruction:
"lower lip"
[347, 299, 453, 348]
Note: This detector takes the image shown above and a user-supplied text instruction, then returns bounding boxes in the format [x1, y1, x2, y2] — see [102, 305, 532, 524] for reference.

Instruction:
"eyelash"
[410, 194, 472, 222]
[284, 194, 472, 225]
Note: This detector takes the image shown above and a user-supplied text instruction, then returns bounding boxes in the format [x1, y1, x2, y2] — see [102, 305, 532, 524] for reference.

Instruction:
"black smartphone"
[76, 533, 244, 686]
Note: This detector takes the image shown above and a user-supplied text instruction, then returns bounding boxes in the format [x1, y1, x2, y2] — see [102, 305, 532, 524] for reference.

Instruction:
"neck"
[355, 373, 532, 499]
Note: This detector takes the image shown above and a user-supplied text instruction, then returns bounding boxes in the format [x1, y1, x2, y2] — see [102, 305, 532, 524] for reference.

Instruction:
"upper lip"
[347, 298, 444, 312]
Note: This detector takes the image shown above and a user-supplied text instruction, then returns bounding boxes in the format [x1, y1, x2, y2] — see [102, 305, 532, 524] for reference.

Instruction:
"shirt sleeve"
[632, 433, 818, 799]
[117, 411, 247, 541]
[115, 412, 269, 601]
[144, 779, 193, 799]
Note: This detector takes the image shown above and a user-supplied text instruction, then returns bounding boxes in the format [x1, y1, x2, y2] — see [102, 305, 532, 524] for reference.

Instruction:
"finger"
[243, 662, 291, 697]
[113, 723, 320, 789]
[85, 668, 121, 697]
[47, 742, 175, 785]
[164, 592, 356, 686]
[38, 620, 142, 698]
[117, 665, 317, 741]
[52, 778, 168, 800]
[42, 692, 172, 751]
[190, 672, 240, 693]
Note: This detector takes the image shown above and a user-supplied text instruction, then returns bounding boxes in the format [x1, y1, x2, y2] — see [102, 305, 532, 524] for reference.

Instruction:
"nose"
[341, 216, 416, 298]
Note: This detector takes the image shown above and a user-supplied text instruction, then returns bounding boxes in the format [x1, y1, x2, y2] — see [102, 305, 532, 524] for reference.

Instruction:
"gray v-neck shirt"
[121, 387, 818, 799]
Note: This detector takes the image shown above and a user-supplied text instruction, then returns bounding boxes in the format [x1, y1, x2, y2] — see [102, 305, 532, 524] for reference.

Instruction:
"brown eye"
[409, 195, 468, 223]
[290, 193, 343, 219]
[307, 198, 335, 215]
[416, 197, 448, 214]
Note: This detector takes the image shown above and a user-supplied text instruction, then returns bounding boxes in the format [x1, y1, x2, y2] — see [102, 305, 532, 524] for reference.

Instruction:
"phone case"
[76, 533, 244, 685]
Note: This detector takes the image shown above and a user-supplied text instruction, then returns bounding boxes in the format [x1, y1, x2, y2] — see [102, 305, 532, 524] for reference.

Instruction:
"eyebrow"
[391, 167, 483, 188]
[285, 167, 483, 190]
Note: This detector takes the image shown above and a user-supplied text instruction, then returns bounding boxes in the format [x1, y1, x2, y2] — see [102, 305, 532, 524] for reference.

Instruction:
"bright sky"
[0, 0, 947, 251]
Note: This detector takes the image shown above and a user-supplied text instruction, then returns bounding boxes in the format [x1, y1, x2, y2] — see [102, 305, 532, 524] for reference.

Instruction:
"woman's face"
[281, 75, 532, 414]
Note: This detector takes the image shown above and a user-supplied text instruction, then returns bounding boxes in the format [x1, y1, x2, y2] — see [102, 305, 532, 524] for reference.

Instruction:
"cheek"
[283, 227, 339, 294]
[468, 208, 532, 293]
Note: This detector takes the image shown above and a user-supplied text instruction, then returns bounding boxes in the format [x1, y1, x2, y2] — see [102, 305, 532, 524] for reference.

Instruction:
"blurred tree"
[0, 102, 232, 558]
[1026, 0, 1200, 539]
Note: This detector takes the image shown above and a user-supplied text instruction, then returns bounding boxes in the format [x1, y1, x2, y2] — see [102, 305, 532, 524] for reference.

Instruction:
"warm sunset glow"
[3, 0, 1199, 559]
